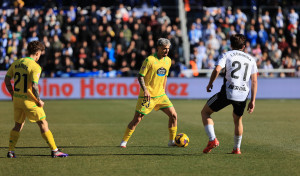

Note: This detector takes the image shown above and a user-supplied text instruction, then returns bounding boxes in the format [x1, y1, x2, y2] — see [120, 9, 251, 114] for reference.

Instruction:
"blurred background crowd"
[0, 0, 300, 77]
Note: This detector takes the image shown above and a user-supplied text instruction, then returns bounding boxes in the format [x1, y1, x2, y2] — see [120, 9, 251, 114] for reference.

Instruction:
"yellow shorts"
[135, 94, 173, 115]
[13, 98, 46, 123]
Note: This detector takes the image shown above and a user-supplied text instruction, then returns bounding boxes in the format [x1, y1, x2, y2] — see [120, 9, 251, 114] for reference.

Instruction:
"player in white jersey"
[201, 34, 258, 154]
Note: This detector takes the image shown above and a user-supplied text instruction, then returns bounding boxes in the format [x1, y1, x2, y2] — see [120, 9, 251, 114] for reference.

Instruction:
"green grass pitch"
[0, 99, 299, 176]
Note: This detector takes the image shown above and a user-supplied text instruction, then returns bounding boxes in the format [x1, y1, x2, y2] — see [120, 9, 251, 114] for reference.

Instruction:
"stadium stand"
[0, 0, 299, 77]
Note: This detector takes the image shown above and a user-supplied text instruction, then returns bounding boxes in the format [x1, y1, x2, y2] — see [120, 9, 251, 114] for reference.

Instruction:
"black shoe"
[7, 151, 16, 158]
[51, 149, 68, 158]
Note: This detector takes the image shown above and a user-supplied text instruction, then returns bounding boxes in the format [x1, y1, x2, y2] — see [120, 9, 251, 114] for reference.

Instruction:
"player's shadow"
[0, 146, 49, 149]
[69, 153, 199, 157]
[0, 145, 174, 149]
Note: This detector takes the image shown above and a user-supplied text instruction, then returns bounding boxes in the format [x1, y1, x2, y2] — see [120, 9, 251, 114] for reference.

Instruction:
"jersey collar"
[154, 53, 166, 61]
[25, 57, 35, 61]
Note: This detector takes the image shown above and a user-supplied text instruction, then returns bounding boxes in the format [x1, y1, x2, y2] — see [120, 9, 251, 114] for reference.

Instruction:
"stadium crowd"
[188, 6, 300, 77]
[0, 1, 300, 77]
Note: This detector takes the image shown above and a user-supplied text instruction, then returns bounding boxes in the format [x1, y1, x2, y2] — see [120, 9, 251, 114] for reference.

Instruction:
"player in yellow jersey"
[5, 41, 68, 158]
[120, 38, 178, 148]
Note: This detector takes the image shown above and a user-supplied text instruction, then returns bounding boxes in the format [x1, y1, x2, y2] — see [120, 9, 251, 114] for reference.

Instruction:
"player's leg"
[8, 106, 26, 158]
[201, 93, 229, 153]
[232, 112, 243, 154]
[201, 103, 216, 140]
[161, 106, 177, 146]
[37, 120, 68, 157]
[120, 97, 154, 148]
[201, 104, 220, 153]
[231, 101, 246, 154]
[120, 112, 144, 148]
[8, 121, 25, 158]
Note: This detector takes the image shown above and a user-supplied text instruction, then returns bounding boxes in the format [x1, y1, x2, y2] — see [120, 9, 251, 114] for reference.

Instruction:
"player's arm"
[138, 74, 150, 101]
[4, 76, 14, 100]
[247, 73, 257, 114]
[32, 82, 44, 107]
[207, 65, 222, 92]
[163, 76, 167, 90]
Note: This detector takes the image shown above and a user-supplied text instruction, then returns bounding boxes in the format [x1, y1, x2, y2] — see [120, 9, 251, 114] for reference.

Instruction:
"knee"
[170, 112, 177, 122]
[233, 117, 242, 124]
[134, 115, 144, 124]
[38, 120, 49, 130]
[13, 123, 24, 132]
[201, 109, 208, 117]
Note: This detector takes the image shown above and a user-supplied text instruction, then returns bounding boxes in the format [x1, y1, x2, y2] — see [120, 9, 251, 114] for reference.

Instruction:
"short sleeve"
[5, 64, 13, 78]
[166, 58, 171, 76]
[251, 61, 258, 74]
[216, 53, 226, 68]
[139, 57, 151, 77]
[32, 66, 41, 84]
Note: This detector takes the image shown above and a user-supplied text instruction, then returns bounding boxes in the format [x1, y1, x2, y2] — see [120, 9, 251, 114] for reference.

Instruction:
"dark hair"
[230, 34, 246, 50]
[27, 41, 45, 55]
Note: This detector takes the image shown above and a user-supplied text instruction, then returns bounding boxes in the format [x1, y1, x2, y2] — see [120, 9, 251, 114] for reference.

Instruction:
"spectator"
[51, 34, 63, 52]
[27, 32, 39, 43]
[235, 8, 247, 25]
[276, 7, 284, 29]
[262, 11, 271, 29]
[288, 8, 299, 28]
[158, 11, 171, 25]
[278, 37, 289, 54]
[119, 59, 130, 76]
[64, 56, 74, 73]
[104, 42, 116, 63]
[263, 59, 274, 77]
[67, 5, 76, 22]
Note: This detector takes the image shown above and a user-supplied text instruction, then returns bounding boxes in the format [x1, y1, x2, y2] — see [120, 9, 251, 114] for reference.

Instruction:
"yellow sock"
[122, 127, 135, 142]
[9, 130, 20, 151]
[169, 126, 177, 140]
[41, 130, 57, 151]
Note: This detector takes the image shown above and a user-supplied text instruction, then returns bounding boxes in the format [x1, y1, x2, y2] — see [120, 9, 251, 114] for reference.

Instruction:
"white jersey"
[216, 50, 258, 101]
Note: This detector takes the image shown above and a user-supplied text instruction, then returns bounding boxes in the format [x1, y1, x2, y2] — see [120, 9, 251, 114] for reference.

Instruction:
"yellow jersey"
[6, 57, 41, 101]
[139, 53, 171, 98]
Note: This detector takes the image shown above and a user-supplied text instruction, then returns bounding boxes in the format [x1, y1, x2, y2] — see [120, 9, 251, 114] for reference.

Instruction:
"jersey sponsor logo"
[157, 67, 167, 76]
[228, 84, 246, 91]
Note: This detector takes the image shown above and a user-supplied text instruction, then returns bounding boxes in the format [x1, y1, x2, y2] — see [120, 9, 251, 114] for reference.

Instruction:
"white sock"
[204, 124, 216, 141]
[52, 148, 58, 152]
[234, 135, 242, 150]
[120, 141, 127, 146]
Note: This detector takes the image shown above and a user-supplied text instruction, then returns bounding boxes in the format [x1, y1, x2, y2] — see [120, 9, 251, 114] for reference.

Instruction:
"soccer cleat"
[231, 148, 242, 154]
[120, 141, 127, 148]
[203, 138, 219, 153]
[168, 140, 176, 147]
[51, 150, 68, 158]
[7, 151, 16, 158]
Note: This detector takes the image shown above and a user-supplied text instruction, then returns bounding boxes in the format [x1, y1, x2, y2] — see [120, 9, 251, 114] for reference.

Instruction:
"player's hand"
[144, 90, 151, 102]
[206, 84, 213, 92]
[38, 100, 44, 107]
[247, 101, 255, 114]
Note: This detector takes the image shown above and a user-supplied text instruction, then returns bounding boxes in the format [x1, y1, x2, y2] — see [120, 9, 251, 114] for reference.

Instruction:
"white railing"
[181, 68, 297, 77]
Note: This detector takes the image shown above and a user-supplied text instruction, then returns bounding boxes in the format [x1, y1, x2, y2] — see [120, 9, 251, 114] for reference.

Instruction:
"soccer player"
[201, 34, 258, 154]
[120, 38, 177, 148]
[4, 41, 68, 158]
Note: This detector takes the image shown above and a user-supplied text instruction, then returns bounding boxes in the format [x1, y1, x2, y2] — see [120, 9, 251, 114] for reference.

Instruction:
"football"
[175, 133, 189, 147]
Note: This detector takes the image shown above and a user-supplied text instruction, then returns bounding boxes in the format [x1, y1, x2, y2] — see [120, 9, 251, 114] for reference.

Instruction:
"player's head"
[157, 38, 171, 57]
[27, 41, 45, 61]
[230, 34, 246, 50]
